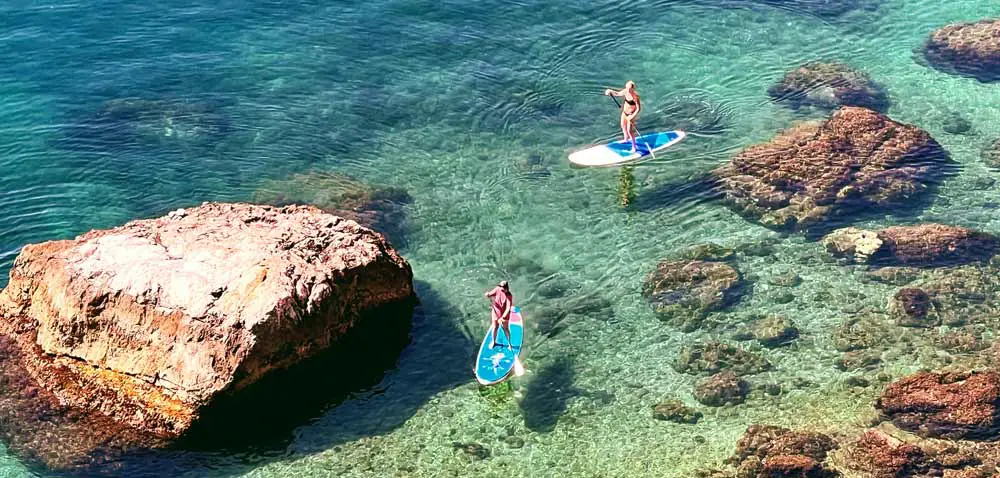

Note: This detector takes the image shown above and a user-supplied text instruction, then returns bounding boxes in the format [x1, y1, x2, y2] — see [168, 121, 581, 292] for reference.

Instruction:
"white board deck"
[569, 130, 686, 167]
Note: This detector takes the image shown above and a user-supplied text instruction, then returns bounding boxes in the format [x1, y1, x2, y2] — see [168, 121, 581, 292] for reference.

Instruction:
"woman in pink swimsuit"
[484, 281, 513, 349]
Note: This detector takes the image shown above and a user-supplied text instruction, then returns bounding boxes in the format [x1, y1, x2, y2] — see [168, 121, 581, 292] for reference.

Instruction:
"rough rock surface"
[768, 62, 889, 111]
[726, 425, 838, 478]
[674, 341, 772, 376]
[694, 371, 749, 407]
[0, 202, 415, 440]
[714, 107, 949, 233]
[824, 224, 998, 266]
[875, 371, 1000, 440]
[642, 260, 743, 331]
[923, 19, 1000, 82]
[843, 429, 930, 477]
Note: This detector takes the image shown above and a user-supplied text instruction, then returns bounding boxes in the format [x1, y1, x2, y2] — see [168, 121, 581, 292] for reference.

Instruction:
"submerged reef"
[923, 19, 1000, 82]
[713, 107, 952, 234]
[768, 62, 889, 111]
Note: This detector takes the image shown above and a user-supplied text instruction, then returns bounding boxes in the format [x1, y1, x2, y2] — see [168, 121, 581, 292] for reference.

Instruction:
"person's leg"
[620, 115, 630, 144]
[490, 316, 500, 348]
[502, 320, 513, 350]
[627, 119, 638, 152]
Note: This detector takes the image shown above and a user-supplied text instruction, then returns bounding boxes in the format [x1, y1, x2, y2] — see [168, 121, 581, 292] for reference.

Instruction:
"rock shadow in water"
[633, 173, 722, 214]
[519, 356, 580, 433]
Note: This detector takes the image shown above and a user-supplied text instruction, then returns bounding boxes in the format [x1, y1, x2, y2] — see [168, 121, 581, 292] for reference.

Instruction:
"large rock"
[768, 62, 889, 111]
[642, 260, 743, 331]
[875, 371, 1000, 440]
[824, 224, 998, 266]
[923, 19, 1000, 82]
[0, 203, 415, 442]
[843, 429, 930, 477]
[714, 107, 949, 233]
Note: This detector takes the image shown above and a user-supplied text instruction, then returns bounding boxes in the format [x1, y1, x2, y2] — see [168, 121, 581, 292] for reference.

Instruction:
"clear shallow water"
[3, 0, 1000, 476]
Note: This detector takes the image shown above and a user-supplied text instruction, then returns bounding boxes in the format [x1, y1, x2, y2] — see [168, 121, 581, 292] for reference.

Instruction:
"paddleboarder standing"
[485, 281, 513, 349]
[604, 81, 642, 152]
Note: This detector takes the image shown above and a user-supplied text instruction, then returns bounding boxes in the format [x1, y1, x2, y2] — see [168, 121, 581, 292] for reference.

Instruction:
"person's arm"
[604, 87, 626, 97]
[485, 287, 497, 298]
[501, 298, 512, 320]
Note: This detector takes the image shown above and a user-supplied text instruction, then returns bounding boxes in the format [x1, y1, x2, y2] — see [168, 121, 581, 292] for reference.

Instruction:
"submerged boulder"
[823, 224, 998, 266]
[923, 19, 1000, 82]
[843, 429, 929, 477]
[674, 341, 772, 376]
[0, 203, 415, 460]
[875, 371, 1000, 440]
[768, 62, 889, 111]
[694, 371, 749, 407]
[714, 107, 950, 233]
[749, 315, 799, 348]
[889, 287, 940, 328]
[652, 399, 703, 424]
[253, 172, 413, 247]
[642, 260, 743, 331]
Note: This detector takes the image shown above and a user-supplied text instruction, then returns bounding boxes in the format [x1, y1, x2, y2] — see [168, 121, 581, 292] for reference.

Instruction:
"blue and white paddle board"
[474, 307, 524, 385]
[569, 130, 686, 167]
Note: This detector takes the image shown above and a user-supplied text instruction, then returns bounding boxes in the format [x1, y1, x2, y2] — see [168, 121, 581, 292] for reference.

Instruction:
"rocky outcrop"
[0, 202, 415, 444]
[824, 224, 998, 266]
[843, 429, 930, 477]
[875, 371, 1000, 440]
[253, 172, 413, 246]
[674, 341, 772, 376]
[726, 425, 838, 478]
[923, 19, 1000, 82]
[642, 260, 743, 331]
[768, 62, 889, 111]
[714, 107, 950, 233]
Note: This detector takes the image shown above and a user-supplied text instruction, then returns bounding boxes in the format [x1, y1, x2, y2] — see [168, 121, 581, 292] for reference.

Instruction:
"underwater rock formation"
[768, 62, 889, 111]
[824, 224, 997, 266]
[876, 371, 1000, 440]
[749, 315, 799, 348]
[642, 260, 743, 331]
[60, 97, 230, 149]
[714, 107, 950, 233]
[674, 341, 772, 376]
[923, 19, 1000, 82]
[652, 399, 703, 424]
[842, 429, 930, 477]
[0, 203, 415, 455]
[694, 371, 749, 407]
[889, 287, 940, 328]
[253, 172, 413, 247]
[725, 425, 838, 478]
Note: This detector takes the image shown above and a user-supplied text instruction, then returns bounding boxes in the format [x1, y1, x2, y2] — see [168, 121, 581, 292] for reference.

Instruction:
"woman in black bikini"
[604, 80, 641, 152]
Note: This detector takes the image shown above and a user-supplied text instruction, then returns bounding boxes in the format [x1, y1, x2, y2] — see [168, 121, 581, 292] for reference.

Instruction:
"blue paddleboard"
[474, 307, 524, 385]
[568, 130, 686, 167]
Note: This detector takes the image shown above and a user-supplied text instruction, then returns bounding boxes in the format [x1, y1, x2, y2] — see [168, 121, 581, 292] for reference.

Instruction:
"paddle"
[605, 93, 655, 160]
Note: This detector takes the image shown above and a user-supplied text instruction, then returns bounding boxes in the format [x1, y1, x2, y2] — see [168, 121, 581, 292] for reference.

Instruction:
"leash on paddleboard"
[606, 93, 655, 161]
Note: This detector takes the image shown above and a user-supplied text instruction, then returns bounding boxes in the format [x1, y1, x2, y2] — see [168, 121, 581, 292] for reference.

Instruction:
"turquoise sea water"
[4, 0, 1000, 476]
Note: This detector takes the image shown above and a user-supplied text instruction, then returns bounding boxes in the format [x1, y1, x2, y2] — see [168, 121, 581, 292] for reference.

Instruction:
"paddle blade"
[514, 357, 525, 377]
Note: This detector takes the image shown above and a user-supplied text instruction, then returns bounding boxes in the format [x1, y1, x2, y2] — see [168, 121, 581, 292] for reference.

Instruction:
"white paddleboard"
[569, 130, 686, 167]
